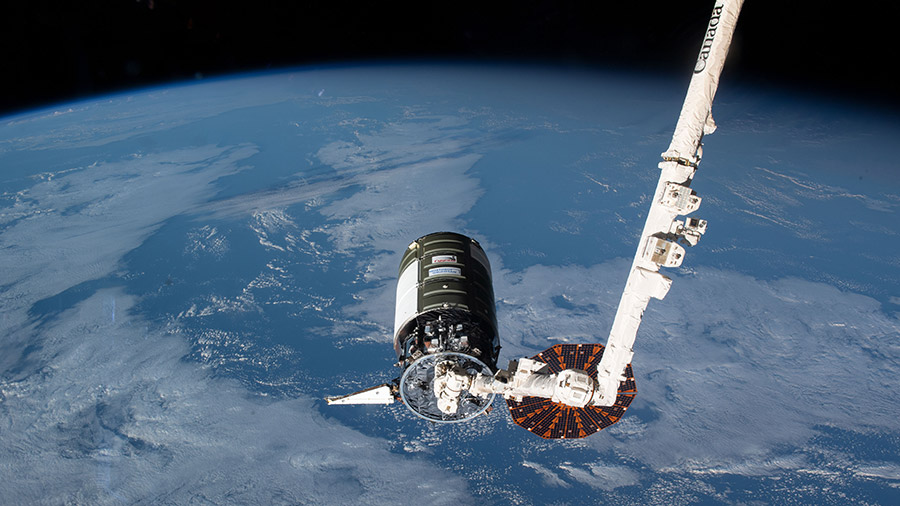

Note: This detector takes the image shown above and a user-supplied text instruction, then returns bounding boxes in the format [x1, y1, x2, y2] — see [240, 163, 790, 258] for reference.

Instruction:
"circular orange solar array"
[505, 343, 636, 439]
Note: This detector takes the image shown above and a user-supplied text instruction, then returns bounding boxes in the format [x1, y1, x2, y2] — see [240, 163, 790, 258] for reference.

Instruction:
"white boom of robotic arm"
[433, 358, 599, 415]
[593, 0, 744, 406]
[425, 0, 746, 415]
[433, 0, 745, 413]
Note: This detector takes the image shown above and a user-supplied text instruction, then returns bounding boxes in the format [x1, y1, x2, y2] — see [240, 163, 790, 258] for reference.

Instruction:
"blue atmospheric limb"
[1, 57, 898, 506]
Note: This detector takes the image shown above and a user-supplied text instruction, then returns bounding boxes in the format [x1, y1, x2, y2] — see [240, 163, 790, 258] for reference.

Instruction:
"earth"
[1, 64, 899, 505]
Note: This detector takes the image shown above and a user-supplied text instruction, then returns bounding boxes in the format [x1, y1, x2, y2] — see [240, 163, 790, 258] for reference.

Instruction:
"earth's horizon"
[2, 63, 898, 505]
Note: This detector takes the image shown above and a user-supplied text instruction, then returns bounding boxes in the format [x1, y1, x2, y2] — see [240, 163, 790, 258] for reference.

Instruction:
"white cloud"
[676, 454, 807, 477]
[7, 75, 897, 503]
[559, 462, 640, 491]
[0, 141, 474, 504]
[235, 105, 900, 483]
[0, 145, 256, 373]
[288, 115, 488, 342]
[855, 463, 900, 481]
[0, 289, 472, 505]
[522, 461, 570, 488]
[491, 262, 900, 471]
[719, 166, 899, 240]
[185, 225, 229, 259]
[315, 153, 483, 257]
[0, 74, 303, 153]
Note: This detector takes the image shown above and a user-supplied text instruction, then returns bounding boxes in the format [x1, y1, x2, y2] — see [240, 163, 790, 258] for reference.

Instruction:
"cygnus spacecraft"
[327, 0, 744, 439]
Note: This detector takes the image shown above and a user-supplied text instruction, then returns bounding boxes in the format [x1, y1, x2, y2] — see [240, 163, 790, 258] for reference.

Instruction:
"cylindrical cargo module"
[393, 232, 500, 422]
[394, 232, 499, 368]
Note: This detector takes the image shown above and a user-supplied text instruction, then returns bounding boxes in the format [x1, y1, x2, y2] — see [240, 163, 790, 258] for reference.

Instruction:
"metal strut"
[592, 0, 745, 406]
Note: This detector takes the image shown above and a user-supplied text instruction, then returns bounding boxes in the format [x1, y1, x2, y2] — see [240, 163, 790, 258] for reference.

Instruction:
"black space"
[3, 1, 898, 117]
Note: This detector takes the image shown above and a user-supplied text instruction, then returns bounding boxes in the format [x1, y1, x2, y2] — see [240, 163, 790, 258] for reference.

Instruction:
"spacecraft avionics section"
[326, 0, 744, 439]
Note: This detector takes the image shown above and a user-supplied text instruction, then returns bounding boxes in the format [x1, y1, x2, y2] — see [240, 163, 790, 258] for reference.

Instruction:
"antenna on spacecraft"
[326, 0, 744, 438]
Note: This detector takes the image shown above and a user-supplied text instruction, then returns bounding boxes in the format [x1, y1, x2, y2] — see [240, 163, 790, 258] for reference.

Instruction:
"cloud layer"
[0, 141, 475, 504]
[3, 67, 899, 504]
